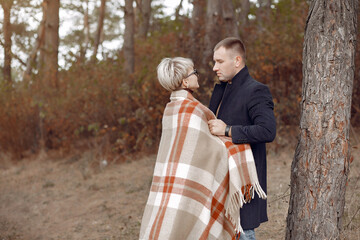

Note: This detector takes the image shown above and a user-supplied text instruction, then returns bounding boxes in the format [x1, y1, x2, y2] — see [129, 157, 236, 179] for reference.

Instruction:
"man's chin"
[216, 75, 229, 82]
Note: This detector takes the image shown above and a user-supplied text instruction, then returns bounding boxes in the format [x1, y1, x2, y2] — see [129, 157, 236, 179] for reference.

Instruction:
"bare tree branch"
[0, 37, 27, 66]
[22, 5, 46, 82]
[175, 0, 184, 21]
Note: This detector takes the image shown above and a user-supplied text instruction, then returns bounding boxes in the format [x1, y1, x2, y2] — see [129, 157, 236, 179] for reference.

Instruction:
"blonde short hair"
[157, 57, 194, 91]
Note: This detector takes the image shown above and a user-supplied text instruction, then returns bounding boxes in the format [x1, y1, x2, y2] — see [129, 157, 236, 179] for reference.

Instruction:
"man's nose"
[213, 63, 218, 72]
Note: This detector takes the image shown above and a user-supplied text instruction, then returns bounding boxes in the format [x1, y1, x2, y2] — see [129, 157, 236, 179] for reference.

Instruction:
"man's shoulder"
[244, 76, 269, 92]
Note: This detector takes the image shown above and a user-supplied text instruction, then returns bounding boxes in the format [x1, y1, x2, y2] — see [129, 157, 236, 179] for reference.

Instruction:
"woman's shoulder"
[191, 99, 215, 121]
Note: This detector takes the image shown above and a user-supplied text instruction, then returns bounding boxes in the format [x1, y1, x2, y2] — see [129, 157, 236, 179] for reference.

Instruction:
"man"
[208, 37, 276, 240]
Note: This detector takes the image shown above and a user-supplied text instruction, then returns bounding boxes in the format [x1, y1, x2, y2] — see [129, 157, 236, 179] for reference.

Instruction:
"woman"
[139, 57, 266, 240]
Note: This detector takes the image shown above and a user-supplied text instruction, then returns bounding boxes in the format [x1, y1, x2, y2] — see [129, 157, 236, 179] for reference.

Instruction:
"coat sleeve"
[231, 84, 276, 144]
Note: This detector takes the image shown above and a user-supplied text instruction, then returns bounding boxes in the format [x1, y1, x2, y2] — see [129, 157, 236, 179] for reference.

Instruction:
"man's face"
[213, 47, 238, 82]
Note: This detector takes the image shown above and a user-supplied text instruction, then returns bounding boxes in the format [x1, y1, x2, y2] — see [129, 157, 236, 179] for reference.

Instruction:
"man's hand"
[208, 119, 226, 136]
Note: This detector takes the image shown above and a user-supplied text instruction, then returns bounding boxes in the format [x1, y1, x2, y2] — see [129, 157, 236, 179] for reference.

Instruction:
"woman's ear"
[182, 79, 188, 88]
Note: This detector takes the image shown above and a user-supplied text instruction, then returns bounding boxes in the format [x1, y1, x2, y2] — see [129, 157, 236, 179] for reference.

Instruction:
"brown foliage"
[244, 1, 308, 127]
[0, 1, 359, 160]
[0, 33, 180, 159]
[0, 85, 40, 157]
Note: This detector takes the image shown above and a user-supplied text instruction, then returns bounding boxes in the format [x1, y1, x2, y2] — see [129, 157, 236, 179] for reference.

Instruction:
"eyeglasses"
[185, 69, 199, 78]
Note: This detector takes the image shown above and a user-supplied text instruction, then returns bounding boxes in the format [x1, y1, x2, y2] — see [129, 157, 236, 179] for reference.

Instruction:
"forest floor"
[0, 127, 360, 240]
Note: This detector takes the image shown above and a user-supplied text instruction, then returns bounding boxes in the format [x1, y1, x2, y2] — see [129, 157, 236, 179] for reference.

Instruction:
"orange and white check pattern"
[139, 90, 266, 240]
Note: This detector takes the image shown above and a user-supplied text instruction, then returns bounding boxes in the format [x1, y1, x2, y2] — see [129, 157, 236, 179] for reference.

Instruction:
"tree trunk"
[239, 0, 250, 30]
[258, 0, 272, 12]
[23, 10, 46, 83]
[257, 0, 272, 24]
[203, 0, 221, 68]
[138, 0, 151, 39]
[285, 1, 358, 239]
[221, 0, 239, 38]
[1, 0, 13, 83]
[189, 0, 206, 66]
[79, 0, 90, 62]
[123, 0, 135, 75]
[93, 0, 107, 60]
[39, 0, 60, 88]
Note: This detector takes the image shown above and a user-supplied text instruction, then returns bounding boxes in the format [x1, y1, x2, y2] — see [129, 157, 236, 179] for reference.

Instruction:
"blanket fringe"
[225, 209, 244, 234]
[254, 182, 267, 199]
[225, 182, 267, 235]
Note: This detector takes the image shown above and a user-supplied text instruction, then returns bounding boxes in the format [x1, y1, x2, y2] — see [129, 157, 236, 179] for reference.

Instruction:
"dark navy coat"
[209, 66, 276, 230]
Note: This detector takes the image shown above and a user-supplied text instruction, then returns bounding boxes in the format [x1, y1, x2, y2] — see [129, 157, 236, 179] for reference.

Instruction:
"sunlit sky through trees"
[0, 0, 192, 73]
[0, 0, 278, 77]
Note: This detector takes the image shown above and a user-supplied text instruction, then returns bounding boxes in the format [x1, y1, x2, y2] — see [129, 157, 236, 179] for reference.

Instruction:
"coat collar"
[215, 65, 250, 87]
[230, 65, 250, 87]
[209, 66, 250, 114]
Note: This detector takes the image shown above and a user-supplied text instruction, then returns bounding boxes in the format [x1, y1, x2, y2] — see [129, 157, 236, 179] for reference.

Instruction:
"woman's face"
[183, 68, 199, 90]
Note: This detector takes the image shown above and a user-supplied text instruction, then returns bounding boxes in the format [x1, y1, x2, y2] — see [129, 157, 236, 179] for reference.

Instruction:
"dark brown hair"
[214, 37, 246, 60]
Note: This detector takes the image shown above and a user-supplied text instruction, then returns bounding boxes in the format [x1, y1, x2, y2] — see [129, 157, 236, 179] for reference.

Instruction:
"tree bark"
[138, 0, 151, 39]
[257, 0, 272, 24]
[1, 0, 13, 83]
[189, 0, 206, 66]
[258, 0, 272, 12]
[203, 0, 221, 68]
[79, 0, 90, 62]
[23, 10, 46, 83]
[221, 0, 239, 38]
[39, 0, 60, 88]
[286, 1, 358, 239]
[239, 0, 250, 30]
[123, 0, 135, 75]
[93, 0, 107, 60]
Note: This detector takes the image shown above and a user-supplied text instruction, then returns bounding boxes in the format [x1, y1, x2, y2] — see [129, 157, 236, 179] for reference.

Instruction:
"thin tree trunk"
[1, 0, 13, 83]
[23, 11, 46, 82]
[138, 0, 151, 39]
[123, 0, 135, 75]
[93, 0, 106, 60]
[286, 1, 358, 239]
[239, 0, 250, 30]
[39, 0, 60, 88]
[0, 39, 27, 67]
[79, 0, 90, 62]
[203, 0, 221, 67]
[189, 0, 206, 66]
[258, 0, 272, 12]
[221, 0, 239, 38]
[257, 0, 272, 25]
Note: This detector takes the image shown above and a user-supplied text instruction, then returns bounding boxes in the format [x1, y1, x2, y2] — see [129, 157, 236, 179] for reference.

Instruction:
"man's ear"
[235, 56, 242, 67]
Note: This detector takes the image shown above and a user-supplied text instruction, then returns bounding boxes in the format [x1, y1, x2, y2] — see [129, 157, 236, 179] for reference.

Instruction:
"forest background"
[1, 0, 360, 239]
[0, 0, 359, 160]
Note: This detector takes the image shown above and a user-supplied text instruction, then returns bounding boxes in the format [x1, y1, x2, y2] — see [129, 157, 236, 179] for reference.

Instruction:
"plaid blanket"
[139, 90, 266, 240]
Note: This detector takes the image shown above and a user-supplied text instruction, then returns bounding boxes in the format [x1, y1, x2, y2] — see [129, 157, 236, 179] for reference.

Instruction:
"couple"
[140, 37, 276, 240]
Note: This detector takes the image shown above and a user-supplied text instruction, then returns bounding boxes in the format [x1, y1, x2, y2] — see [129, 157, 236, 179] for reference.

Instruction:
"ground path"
[0, 135, 359, 239]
